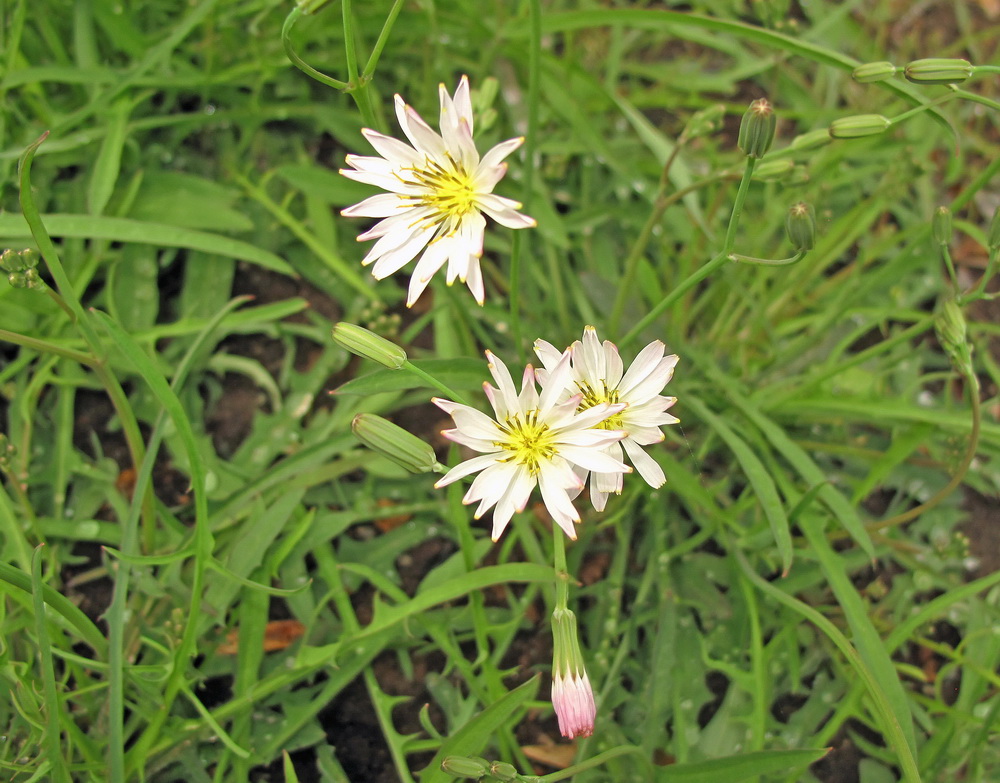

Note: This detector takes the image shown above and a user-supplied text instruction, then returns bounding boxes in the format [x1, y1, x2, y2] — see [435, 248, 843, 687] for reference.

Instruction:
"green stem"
[553, 525, 569, 610]
[863, 370, 980, 534]
[723, 156, 757, 256]
[620, 156, 755, 346]
[534, 745, 645, 782]
[609, 141, 687, 338]
[281, 7, 349, 90]
[401, 359, 471, 406]
[362, 0, 405, 78]
[509, 0, 542, 362]
[0, 328, 95, 366]
[18, 132, 155, 548]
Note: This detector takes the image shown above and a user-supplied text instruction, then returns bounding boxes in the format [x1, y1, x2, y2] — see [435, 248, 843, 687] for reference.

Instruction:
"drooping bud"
[550, 608, 596, 740]
[829, 114, 891, 139]
[904, 58, 973, 85]
[351, 414, 442, 474]
[440, 756, 489, 779]
[332, 322, 407, 369]
[932, 206, 952, 247]
[852, 61, 898, 83]
[785, 202, 817, 252]
[738, 98, 776, 159]
[934, 295, 973, 375]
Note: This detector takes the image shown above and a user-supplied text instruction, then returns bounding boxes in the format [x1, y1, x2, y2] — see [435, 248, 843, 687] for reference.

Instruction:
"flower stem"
[553, 525, 569, 610]
[401, 360, 471, 406]
[281, 7, 349, 91]
[620, 156, 756, 347]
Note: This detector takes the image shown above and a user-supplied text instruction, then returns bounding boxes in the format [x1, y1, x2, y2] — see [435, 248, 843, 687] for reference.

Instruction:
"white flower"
[340, 75, 536, 307]
[535, 327, 679, 511]
[432, 350, 630, 540]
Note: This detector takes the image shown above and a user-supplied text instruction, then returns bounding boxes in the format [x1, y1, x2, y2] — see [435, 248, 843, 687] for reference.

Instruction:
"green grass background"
[0, 0, 998, 781]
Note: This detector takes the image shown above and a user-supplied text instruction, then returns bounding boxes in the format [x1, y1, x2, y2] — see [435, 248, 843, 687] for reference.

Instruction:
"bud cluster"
[1, 248, 46, 291]
[440, 755, 538, 782]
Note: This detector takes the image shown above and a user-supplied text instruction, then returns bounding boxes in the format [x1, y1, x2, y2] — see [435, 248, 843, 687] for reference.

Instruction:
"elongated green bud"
[988, 206, 1000, 252]
[904, 58, 973, 85]
[332, 322, 407, 369]
[785, 202, 816, 252]
[352, 414, 441, 474]
[829, 114, 891, 139]
[789, 129, 832, 151]
[934, 295, 973, 375]
[489, 761, 519, 782]
[440, 756, 489, 779]
[738, 98, 776, 159]
[753, 159, 795, 181]
[933, 206, 952, 247]
[852, 61, 897, 83]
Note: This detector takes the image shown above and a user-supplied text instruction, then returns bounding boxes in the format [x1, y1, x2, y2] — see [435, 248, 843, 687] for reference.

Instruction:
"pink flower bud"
[552, 669, 596, 739]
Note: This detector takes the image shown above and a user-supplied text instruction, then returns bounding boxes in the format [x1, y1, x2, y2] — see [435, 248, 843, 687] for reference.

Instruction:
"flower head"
[551, 607, 596, 739]
[340, 76, 536, 307]
[535, 327, 679, 511]
[433, 350, 630, 540]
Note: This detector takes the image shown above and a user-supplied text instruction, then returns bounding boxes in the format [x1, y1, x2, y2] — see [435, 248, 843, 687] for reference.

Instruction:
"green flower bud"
[440, 755, 489, 779]
[828, 114, 891, 139]
[0, 249, 19, 273]
[332, 322, 407, 369]
[785, 202, 817, 252]
[352, 414, 441, 474]
[23, 268, 46, 291]
[681, 104, 726, 141]
[738, 98, 776, 159]
[932, 206, 952, 247]
[489, 761, 519, 782]
[18, 248, 39, 269]
[988, 206, 1000, 252]
[852, 61, 898, 83]
[789, 129, 832, 151]
[753, 159, 795, 181]
[7, 271, 26, 288]
[904, 58, 973, 85]
[934, 295, 973, 375]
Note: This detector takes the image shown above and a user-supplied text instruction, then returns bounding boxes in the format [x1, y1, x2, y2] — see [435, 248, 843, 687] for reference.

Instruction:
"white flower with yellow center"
[433, 350, 630, 540]
[340, 76, 536, 307]
[535, 327, 679, 511]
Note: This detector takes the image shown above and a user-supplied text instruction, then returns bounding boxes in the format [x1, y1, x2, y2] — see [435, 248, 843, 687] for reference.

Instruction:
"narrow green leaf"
[686, 396, 793, 575]
[0, 213, 293, 274]
[335, 358, 486, 396]
[419, 676, 540, 783]
[655, 748, 830, 782]
[87, 99, 130, 215]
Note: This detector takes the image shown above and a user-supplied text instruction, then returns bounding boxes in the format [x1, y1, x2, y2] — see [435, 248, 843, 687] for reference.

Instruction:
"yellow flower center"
[575, 381, 623, 430]
[495, 410, 556, 476]
[402, 155, 478, 225]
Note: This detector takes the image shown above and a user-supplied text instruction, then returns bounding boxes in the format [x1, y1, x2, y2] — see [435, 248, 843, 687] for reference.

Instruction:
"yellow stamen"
[399, 154, 478, 228]
[495, 410, 556, 476]
[575, 381, 623, 430]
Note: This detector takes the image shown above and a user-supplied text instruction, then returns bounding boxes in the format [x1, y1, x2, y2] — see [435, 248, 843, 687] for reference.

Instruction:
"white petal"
[394, 94, 447, 158]
[360, 128, 421, 166]
[463, 256, 485, 305]
[434, 453, 500, 487]
[485, 351, 519, 417]
[623, 439, 666, 488]
[533, 339, 565, 374]
[604, 341, 624, 387]
[538, 467, 580, 539]
[478, 136, 524, 171]
[560, 446, 630, 474]
[406, 240, 451, 306]
[341, 193, 408, 219]
[369, 228, 434, 278]
[580, 326, 605, 380]
[477, 195, 537, 229]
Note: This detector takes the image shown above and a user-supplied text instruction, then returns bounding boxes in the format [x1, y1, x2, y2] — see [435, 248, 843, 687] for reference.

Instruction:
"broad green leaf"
[128, 171, 254, 232]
